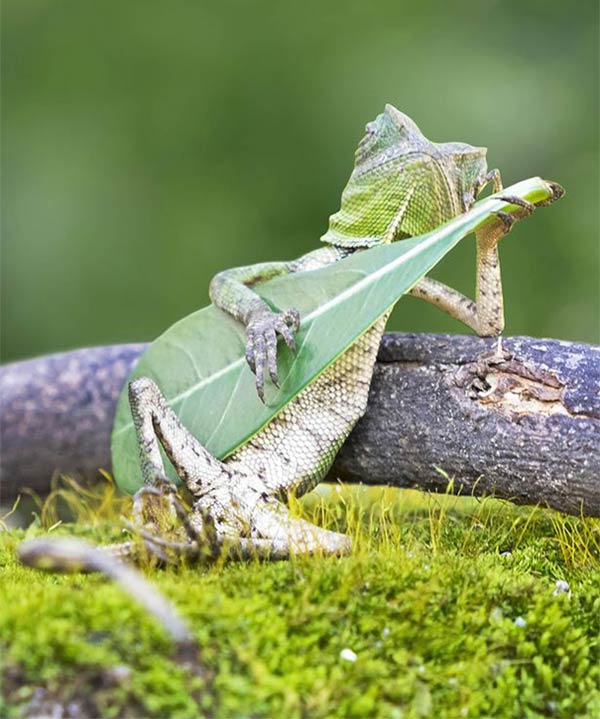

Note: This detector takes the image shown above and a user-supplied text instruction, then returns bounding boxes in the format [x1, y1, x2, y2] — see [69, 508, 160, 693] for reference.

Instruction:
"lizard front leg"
[210, 261, 299, 401]
[409, 173, 561, 336]
[209, 246, 351, 400]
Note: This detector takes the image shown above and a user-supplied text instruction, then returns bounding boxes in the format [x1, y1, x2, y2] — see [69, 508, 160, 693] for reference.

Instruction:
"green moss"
[1, 485, 599, 718]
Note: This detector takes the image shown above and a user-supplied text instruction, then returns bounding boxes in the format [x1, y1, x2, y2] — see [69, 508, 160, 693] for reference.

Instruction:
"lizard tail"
[17, 537, 195, 651]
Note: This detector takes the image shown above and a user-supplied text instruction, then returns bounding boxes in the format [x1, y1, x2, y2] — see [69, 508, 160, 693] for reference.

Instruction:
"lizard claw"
[493, 210, 516, 233]
[245, 307, 300, 401]
[132, 477, 178, 528]
[493, 195, 536, 236]
[496, 194, 536, 215]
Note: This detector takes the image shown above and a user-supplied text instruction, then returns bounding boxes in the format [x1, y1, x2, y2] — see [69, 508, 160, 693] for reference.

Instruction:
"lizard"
[18, 105, 564, 568]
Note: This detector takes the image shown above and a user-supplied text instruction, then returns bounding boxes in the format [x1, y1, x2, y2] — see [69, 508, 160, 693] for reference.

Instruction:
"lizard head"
[321, 104, 490, 248]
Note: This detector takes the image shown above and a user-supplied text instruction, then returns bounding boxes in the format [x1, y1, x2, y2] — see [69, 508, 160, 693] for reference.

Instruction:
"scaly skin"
[20, 105, 561, 569]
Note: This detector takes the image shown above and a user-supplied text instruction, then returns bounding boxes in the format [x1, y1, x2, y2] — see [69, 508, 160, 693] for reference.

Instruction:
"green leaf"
[111, 178, 557, 493]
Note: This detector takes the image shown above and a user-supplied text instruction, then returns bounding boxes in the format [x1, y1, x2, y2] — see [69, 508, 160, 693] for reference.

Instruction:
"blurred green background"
[2, 0, 598, 363]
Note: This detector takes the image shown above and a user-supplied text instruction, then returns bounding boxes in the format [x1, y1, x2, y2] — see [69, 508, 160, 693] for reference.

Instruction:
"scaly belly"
[225, 313, 389, 498]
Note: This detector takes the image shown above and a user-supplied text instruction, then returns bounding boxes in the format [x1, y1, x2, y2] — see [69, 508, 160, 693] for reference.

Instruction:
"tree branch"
[330, 334, 600, 517]
[1, 335, 598, 516]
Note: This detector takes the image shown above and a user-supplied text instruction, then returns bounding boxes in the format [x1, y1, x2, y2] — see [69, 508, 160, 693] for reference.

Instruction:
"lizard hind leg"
[127, 377, 234, 560]
[128, 377, 352, 560]
[128, 377, 227, 496]
[478, 181, 563, 328]
[245, 498, 352, 558]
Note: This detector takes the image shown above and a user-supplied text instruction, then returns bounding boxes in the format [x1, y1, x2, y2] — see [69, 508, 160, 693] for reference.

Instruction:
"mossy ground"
[1, 479, 599, 719]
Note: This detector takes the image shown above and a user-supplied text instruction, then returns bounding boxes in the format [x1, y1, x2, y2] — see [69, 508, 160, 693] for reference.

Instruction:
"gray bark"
[1, 344, 145, 502]
[330, 334, 600, 517]
[1, 335, 599, 516]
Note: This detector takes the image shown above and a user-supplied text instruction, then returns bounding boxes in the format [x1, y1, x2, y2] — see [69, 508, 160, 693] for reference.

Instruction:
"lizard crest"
[321, 104, 489, 248]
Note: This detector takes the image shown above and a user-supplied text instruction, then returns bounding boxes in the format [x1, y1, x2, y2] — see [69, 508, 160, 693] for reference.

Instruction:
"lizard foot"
[493, 195, 536, 234]
[129, 469, 352, 565]
[125, 487, 223, 565]
[245, 307, 300, 401]
[132, 478, 181, 534]
[124, 501, 351, 565]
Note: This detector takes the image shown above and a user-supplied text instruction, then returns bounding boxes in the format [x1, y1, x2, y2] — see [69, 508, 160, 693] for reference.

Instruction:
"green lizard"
[21, 105, 564, 567]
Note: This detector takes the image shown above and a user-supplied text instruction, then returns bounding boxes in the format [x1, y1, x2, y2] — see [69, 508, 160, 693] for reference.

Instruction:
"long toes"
[132, 481, 178, 529]
[321, 529, 352, 556]
[142, 540, 170, 564]
[195, 507, 220, 551]
[278, 323, 297, 353]
[548, 182, 565, 202]
[168, 496, 202, 543]
[133, 490, 156, 524]
[265, 332, 280, 387]
[246, 309, 300, 399]
[334, 533, 353, 556]
[133, 486, 162, 501]
[132, 480, 173, 510]
[294, 528, 353, 556]
[283, 308, 301, 332]
[253, 337, 266, 402]
[279, 515, 354, 556]
[245, 334, 257, 374]
[494, 210, 514, 233]
[498, 195, 535, 214]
